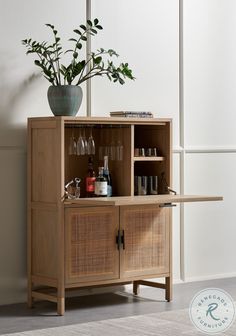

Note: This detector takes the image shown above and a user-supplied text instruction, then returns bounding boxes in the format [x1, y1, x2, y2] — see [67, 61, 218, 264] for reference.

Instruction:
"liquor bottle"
[103, 156, 112, 197]
[85, 157, 96, 197]
[94, 167, 108, 197]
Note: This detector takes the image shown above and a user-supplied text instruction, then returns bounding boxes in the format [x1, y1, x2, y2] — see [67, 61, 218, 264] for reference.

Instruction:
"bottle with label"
[94, 167, 108, 197]
[85, 157, 96, 197]
[103, 156, 112, 197]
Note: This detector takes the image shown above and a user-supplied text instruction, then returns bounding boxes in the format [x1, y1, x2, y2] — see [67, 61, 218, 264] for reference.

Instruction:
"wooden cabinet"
[27, 116, 222, 315]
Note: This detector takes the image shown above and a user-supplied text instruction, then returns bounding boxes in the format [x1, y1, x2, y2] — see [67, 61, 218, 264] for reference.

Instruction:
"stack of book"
[110, 111, 153, 118]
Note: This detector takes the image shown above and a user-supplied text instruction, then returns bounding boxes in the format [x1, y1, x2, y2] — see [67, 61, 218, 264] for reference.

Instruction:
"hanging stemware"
[68, 127, 77, 155]
[88, 126, 95, 155]
[77, 127, 85, 155]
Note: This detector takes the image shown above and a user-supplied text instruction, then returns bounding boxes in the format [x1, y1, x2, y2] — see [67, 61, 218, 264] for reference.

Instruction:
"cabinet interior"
[64, 124, 132, 198]
[64, 122, 171, 198]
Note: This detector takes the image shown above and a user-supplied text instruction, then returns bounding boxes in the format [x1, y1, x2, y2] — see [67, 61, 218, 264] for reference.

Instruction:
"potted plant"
[22, 19, 134, 116]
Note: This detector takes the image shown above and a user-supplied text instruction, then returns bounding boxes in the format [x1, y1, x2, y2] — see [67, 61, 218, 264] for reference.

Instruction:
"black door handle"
[159, 203, 177, 208]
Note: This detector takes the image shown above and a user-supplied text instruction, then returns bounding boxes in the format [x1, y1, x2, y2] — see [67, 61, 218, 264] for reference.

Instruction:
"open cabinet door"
[64, 194, 223, 207]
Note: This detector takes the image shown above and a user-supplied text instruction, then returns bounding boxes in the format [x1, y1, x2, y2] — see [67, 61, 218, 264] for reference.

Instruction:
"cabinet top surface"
[28, 116, 172, 125]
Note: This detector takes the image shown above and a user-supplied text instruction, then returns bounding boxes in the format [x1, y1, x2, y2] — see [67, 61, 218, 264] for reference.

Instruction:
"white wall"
[0, 0, 86, 305]
[183, 0, 236, 281]
[0, 0, 235, 305]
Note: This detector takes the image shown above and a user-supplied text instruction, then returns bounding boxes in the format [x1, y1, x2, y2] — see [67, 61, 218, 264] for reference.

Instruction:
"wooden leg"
[133, 281, 140, 295]
[165, 276, 172, 302]
[57, 297, 65, 316]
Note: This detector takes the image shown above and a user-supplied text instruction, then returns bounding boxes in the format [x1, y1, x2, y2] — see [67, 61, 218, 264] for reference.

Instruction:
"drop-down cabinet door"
[65, 206, 119, 285]
[119, 205, 170, 279]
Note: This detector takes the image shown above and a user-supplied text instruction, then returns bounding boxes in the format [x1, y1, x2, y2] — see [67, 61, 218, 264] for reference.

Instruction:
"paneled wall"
[0, 0, 235, 305]
[0, 0, 86, 305]
[183, 0, 236, 280]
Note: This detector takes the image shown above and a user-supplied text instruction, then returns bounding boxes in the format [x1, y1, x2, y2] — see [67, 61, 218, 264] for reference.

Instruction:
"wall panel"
[91, 0, 180, 147]
[184, 153, 236, 279]
[184, 0, 236, 147]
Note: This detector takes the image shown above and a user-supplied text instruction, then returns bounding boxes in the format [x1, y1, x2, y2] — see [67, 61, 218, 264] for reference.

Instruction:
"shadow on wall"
[0, 61, 41, 148]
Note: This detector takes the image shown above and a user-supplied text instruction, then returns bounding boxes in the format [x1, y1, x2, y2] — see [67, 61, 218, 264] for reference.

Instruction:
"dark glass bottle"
[85, 156, 96, 197]
[94, 167, 108, 197]
[103, 156, 112, 197]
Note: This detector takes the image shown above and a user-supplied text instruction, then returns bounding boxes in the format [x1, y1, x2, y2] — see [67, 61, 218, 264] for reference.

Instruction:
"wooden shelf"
[134, 156, 165, 162]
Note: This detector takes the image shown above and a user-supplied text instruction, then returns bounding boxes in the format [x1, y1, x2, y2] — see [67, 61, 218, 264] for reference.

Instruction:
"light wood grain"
[28, 116, 223, 315]
[64, 194, 223, 207]
[65, 207, 119, 285]
[120, 205, 170, 279]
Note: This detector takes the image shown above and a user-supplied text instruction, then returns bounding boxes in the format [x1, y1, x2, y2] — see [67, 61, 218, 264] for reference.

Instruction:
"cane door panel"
[120, 205, 170, 278]
[65, 206, 119, 284]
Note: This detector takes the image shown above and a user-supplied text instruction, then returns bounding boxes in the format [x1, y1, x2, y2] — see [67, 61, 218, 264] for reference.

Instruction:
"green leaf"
[34, 60, 41, 66]
[94, 56, 102, 64]
[53, 30, 58, 35]
[77, 42, 82, 49]
[80, 24, 87, 31]
[65, 49, 74, 54]
[73, 52, 78, 59]
[119, 78, 125, 85]
[91, 29, 97, 34]
[73, 29, 81, 35]
[69, 38, 77, 42]
[45, 23, 54, 29]
[56, 37, 60, 42]
[94, 18, 99, 25]
[87, 19, 93, 26]
[81, 36, 87, 41]
[96, 25, 103, 30]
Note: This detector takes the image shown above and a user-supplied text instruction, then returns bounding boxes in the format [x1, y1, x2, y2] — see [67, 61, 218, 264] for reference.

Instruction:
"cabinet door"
[120, 205, 170, 279]
[65, 206, 119, 284]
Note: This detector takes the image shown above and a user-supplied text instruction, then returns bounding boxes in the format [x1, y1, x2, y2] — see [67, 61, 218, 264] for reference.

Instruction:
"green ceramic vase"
[47, 85, 83, 116]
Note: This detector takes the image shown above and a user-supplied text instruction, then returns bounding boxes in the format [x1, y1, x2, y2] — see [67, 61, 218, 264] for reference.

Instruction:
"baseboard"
[182, 272, 236, 283]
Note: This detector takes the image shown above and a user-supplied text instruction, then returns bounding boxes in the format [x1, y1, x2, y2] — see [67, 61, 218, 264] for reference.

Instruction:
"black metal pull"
[116, 230, 125, 250]
[121, 230, 125, 250]
[159, 203, 177, 208]
[116, 230, 121, 250]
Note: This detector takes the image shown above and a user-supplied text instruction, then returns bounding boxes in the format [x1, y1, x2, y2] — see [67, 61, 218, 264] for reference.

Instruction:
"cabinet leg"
[133, 281, 140, 295]
[57, 298, 65, 316]
[165, 276, 172, 302]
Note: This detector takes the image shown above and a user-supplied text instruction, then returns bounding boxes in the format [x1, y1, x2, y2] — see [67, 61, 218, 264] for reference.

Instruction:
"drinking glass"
[88, 126, 95, 155]
[77, 127, 85, 155]
[68, 129, 77, 155]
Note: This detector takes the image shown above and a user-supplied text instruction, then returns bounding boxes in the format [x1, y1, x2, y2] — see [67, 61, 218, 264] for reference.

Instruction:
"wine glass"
[83, 128, 88, 155]
[88, 126, 95, 155]
[77, 127, 85, 155]
[98, 125, 104, 161]
[116, 126, 123, 161]
[109, 125, 116, 161]
[68, 128, 77, 155]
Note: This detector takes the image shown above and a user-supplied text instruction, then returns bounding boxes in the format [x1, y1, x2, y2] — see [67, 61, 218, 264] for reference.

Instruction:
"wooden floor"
[0, 277, 235, 335]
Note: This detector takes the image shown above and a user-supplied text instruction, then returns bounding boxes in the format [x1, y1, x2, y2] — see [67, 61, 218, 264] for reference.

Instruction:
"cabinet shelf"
[133, 156, 165, 162]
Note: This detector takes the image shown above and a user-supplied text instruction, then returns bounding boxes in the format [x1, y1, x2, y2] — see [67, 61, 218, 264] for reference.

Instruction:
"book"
[110, 111, 153, 118]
